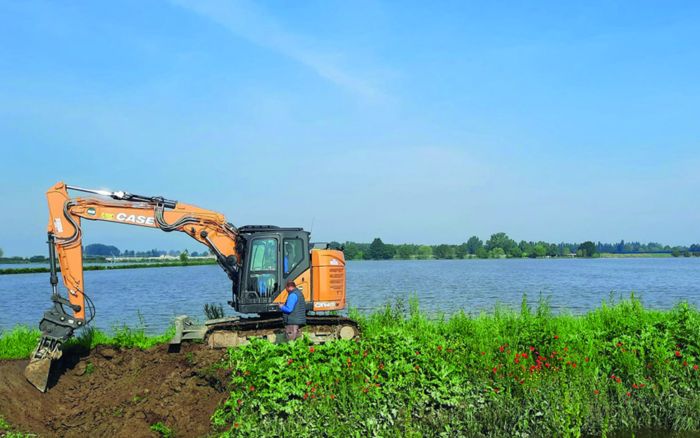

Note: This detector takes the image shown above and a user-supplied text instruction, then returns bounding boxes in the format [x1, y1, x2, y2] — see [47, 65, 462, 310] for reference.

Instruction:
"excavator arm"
[26, 181, 242, 391]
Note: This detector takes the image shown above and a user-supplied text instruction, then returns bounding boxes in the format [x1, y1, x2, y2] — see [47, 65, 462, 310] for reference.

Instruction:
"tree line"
[332, 233, 700, 260]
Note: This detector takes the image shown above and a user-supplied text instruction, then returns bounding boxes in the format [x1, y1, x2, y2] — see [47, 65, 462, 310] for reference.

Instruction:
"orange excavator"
[25, 182, 359, 392]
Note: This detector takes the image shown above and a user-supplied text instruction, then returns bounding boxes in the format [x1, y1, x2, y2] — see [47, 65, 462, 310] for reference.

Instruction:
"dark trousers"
[285, 325, 302, 342]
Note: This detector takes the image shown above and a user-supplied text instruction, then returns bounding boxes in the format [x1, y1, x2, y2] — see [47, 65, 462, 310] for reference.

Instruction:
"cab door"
[243, 236, 280, 300]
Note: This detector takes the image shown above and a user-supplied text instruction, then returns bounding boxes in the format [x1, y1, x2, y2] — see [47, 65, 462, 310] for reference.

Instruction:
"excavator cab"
[234, 226, 311, 315]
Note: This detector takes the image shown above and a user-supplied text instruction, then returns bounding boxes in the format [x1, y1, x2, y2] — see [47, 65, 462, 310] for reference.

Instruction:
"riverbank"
[1, 295, 700, 437]
[599, 253, 673, 258]
[0, 259, 218, 275]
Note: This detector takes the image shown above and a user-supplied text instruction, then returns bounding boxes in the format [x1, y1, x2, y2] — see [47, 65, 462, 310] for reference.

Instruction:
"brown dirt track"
[0, 343, 232, 437]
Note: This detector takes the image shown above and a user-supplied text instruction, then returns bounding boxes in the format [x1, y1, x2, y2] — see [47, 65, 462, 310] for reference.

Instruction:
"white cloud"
[170, 0, 384, 100]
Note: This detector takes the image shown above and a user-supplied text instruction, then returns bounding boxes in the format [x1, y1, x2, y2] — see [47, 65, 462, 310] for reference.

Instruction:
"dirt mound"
[0, 343, 231, 437]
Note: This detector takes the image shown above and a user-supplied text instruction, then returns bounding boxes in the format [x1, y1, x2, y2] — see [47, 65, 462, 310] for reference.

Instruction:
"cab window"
[284, 238, 304, 276]
[248, 238, 277, 295]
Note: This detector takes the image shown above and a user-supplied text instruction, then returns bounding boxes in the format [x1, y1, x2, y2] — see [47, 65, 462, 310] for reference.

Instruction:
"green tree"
[531, 245, 547, 258]
[562, 247, 571, 256]
[455, 243, 469, 259]
[683, 250, 692, 258]
[466, 236, 484, 254]
[344, 242, 359, 260]
[509, 247, 523, 258]
[486, 232, 516, 252]
[672, 248, 681, 257]
[368, 238, 394, 260]
[180, 249, 189, 265]
[578, 241, 598, 258]
[396, 244, 415, 259]
[417, 245, 432, 259]
[519, 240, 533, 255]
[492, 247, 505, 258]
[475, 247, 488, 259]
[0, 247, 3, 258]
[433, 244, 455, 259]
[547, 243, 559, 257]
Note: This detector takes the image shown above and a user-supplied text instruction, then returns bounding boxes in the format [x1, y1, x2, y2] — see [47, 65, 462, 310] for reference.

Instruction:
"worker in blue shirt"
[279, 280, 306, 341]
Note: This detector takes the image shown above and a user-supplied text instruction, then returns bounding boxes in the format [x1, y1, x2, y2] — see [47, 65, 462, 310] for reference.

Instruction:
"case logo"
[116, 212, 155, 225]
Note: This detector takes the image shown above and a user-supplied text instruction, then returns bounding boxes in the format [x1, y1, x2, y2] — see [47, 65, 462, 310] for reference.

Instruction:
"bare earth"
[0, 343, 231, 438]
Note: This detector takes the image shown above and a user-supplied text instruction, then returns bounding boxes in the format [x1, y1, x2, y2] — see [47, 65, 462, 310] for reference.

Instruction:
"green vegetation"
[0, 416, 35, 438]
[204, 302, 225, 320]
[0, 320, 174, 360]
[342, 234, 700, 260]
[150, 422, 175, 438]
[0, 325, 42, 359]
[211, 294, 700, 437]
[0, 259, 217, 275]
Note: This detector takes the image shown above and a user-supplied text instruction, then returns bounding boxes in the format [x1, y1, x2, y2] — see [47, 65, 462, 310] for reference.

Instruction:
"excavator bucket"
[25, 355, 52, 393]
[25, 337, 63, 392]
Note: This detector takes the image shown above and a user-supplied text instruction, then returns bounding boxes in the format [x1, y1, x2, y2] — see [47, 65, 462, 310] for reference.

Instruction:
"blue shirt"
[280, 291, 298, 313]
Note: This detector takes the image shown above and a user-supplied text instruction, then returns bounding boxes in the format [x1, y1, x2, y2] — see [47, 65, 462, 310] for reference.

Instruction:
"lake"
[1, 258, 699, 335]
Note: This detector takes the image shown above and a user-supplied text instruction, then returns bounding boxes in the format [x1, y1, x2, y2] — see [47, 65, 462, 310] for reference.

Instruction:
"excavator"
[25, 182, 359, 392]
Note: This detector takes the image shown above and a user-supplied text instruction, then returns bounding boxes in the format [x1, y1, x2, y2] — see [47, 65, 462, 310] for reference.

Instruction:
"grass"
[210, 294, 700, 437]
[0, 259, 217, 275]
[0, 416, 35, 437]
[0, 317, 175, 360]
[150, 422, 175, 438]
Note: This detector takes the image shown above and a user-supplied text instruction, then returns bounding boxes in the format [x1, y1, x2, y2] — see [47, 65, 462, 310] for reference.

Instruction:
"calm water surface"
[1, 258, 698, 334]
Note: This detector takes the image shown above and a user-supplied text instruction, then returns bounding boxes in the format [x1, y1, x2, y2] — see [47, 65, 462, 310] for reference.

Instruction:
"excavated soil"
[0, 343, 232, 438]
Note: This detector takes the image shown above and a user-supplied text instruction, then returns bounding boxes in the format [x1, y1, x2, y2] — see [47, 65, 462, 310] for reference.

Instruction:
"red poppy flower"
[482, 352, 485, 355]
[616, 378, 621, 383]
[237, 399, 242, 404]
[530, 347, 535, 351]
[676, 351, 681, 357]
[245, 370, 250, 374]
[684, 362, 688, 366]
[554, 335, 559, 339]
[500, 347, 504, 351]
[310, 347, 315, 353]
[585, 357, 589, 361]
[641, 384, 644, 387]
[627, 392, 631, 397]
[564, 347, 568, 351]
[695, 365, 699, 370]
[331, 395, 335, 399]
[234, 423, 239, 428]
[594, 390, 599, 394]
[572, 364, 577, 368]
[438, 346, 441, 350]
[250, 386, 255, 391]
[494, 389, 499, 393]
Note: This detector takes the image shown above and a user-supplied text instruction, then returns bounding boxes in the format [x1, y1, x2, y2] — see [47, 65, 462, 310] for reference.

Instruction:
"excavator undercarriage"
[171, 314, 361, 348]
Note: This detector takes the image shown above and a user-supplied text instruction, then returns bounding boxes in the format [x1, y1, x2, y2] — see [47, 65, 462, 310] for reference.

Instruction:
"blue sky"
[1, 0, 699, 257]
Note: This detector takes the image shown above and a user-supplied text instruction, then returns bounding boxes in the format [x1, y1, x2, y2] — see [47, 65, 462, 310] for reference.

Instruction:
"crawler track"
[173, 315, 361, 348]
